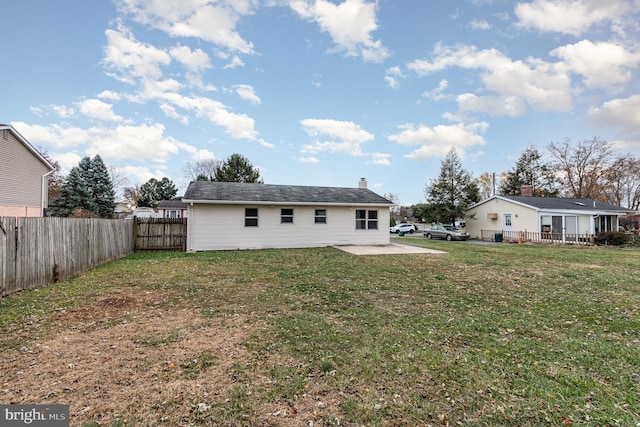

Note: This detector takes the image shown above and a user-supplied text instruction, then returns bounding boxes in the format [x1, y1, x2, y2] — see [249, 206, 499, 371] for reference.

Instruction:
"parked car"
[424, 224, 470, 241]
[390, 223, 416, 234]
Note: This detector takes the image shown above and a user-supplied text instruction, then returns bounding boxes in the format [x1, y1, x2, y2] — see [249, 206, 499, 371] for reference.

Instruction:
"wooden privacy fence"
[0, 217, 135, 297]
[134, 217, 187, 251]
[481, 229, 595, 245]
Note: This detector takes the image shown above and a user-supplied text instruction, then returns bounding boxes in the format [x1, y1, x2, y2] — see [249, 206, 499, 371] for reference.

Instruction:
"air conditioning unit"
[487, 213, 498, 219]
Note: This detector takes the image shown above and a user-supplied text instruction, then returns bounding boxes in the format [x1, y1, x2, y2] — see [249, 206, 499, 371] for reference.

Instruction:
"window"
[356, 209, 378, 230]
[281, 208, 294, 223]
[167, 210, 181, 218]
[367, 210, 378, 229]
[315, 209, 327, 224]
[245, 208, 258, 227]
[504, 213, 512, 227]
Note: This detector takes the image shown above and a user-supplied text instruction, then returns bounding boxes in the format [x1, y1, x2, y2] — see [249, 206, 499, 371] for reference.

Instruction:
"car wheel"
[425, 233, 432, 239]
[446, 234, 452, 241]
[409, 229, 414, 234]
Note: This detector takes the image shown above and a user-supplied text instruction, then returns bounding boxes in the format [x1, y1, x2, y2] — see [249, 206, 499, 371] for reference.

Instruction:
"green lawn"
[1, 240, 639, 426]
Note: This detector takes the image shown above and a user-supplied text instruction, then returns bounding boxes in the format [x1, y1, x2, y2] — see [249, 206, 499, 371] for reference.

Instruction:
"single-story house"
[465, 194, 635, 243]
[157, 198, 188, 219]
[182, 178, 394, 251]
[0, 124, 54, 217]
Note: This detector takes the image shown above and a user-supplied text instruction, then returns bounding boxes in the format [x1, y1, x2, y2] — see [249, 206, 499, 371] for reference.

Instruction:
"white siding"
[187, 204, 391, 251]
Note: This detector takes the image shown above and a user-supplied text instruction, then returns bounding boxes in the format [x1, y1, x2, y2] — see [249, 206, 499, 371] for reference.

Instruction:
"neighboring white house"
[466, 195, 634, 243]
[182, 179, 394, 251]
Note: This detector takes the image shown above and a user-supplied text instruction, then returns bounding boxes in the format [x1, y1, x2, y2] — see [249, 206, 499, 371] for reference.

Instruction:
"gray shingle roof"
[157, 199, 187, 209]
[183, 181, 394, 205]
[502, 196, 632, 212]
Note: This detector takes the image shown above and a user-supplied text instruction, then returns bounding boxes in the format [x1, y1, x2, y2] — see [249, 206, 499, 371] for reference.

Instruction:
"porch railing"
[480, 229, 595, 245]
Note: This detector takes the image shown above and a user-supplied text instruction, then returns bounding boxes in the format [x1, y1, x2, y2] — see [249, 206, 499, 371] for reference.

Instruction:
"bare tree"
[40, 151, 65, 204]
[123, 186, 140, 209]
[602, 155, 640, 210]
[109, 166, 129, 203]
[383, 192, 400, 218]
[476, 172, 496, 200]
[547, 138, 612, 199]
[183, 158, 223, 181]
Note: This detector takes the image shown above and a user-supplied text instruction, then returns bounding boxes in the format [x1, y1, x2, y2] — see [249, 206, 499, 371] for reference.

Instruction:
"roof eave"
[183, 199, 393, 207]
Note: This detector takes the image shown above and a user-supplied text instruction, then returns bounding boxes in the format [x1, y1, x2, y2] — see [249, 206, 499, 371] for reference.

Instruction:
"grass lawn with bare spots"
[1, 240, 639, 426]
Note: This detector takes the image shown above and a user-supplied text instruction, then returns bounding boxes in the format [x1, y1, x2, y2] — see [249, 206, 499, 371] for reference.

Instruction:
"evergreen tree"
[499, 146, 558, 196]
[214, 153, 263, 183]
[424, 147, 479, 224]
[137, 177, 178, 208]
[90, 155, 116, 218]
[76, 155, 116, 218]
[48, 167, 95, 217]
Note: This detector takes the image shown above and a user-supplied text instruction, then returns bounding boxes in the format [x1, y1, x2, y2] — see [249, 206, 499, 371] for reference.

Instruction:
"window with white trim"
[356, 209, 378, 230]
[281, 208, 294, 223]
[314, 209, 327, 224]
[245, 208, 258, 227]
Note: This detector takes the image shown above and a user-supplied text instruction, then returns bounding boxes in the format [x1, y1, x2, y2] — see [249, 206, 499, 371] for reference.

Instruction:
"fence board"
[135, 218, 187, 251]
[0, 217, 135, 297]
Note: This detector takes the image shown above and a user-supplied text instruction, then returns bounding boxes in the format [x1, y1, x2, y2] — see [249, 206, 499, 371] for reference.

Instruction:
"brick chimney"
[521, 185, 533, 197]
[359, 178, 367, 189]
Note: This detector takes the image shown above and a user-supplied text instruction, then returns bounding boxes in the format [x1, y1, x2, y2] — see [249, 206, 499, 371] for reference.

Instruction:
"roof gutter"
[182, 199, 394, 207]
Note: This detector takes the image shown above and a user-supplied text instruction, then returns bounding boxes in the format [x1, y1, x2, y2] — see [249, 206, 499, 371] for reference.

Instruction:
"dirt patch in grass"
[0, 290, 254, 426]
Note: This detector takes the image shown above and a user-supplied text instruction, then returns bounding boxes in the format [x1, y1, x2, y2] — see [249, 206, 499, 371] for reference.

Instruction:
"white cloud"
[422, 79, 449, 100]
[300, 118, 374, 156]
[51, 151, 83, 172]
[407, 43, 573, 114]
[290, 0, 390, 62]
[103, 24, 171, 84]
[170, 44, 211, 85]
[388, 121, 488, 161]
[77, 99, 124, 122]
[115, 0, 256, 54]
[370, 152, 391, 166]
[11, 121, 193, 164]
[589, 94, 640, 142]
[97, 90, 122, 101]
[550, 40, 640, 91]
[30, 104, 76, 118]
[514, 0, 631, 36]
[234, 84, 262, 104]
[115, 164, 166, 186]
[469, 19, 491, 30]
[298, 156, 320, 163]
[192, 149, 217, 161]
[384, 66, 403, 89]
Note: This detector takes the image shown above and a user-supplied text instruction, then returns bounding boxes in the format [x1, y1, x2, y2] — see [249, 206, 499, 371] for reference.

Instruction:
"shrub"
[596, 231, 631, 246]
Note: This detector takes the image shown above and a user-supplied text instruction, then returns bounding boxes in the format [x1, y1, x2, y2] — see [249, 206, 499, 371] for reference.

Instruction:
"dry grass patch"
[1, 290, 253, 426]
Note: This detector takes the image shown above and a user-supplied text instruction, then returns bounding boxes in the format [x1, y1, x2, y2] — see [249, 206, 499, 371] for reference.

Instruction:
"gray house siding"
[0, 126, 53, 216]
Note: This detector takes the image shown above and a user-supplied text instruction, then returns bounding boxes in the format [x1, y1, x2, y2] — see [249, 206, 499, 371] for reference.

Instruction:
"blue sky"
[2, 0, 640, 205]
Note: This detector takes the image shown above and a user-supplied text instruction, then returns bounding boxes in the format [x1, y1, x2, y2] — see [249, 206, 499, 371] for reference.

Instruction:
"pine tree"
[137, 177, 178, 208]
[90, 155, 116, 218]
[214, 154, 263, 183]
[48, 167, 95, 217]
[424, 147, 479, 224]
[76, 155, 116, 218]
[499, 146, 558, 196]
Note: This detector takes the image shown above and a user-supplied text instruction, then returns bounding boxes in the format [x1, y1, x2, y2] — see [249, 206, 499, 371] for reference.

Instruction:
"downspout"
[41, 169, 55, 216]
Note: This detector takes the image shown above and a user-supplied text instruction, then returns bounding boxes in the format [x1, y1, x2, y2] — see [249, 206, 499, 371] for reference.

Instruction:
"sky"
[2, 0, 640, 205]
